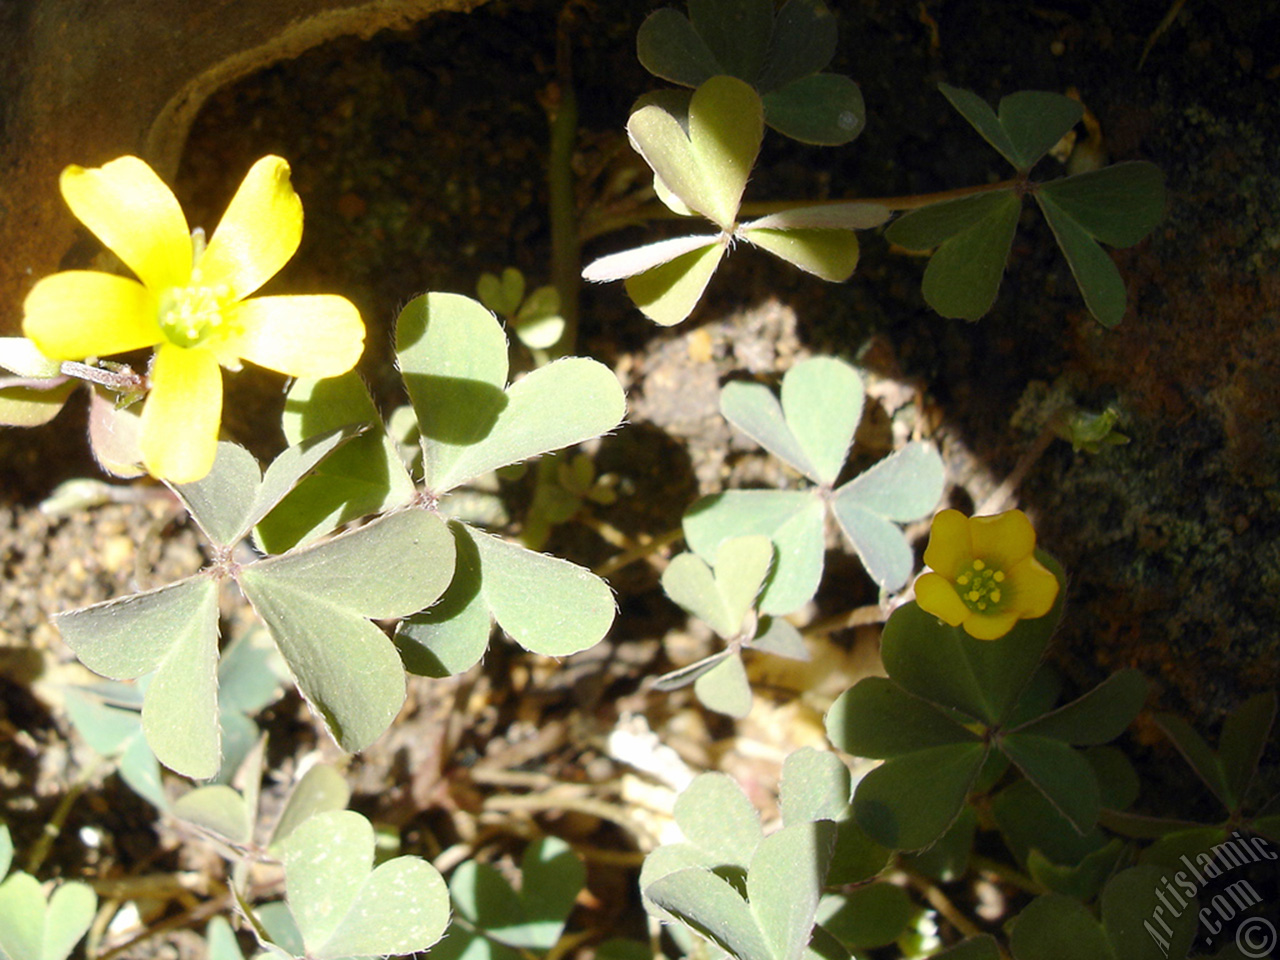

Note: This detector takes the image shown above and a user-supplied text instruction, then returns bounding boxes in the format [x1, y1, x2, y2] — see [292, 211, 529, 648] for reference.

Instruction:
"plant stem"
[24, 757, 103, 875]
[581, 177, 1025, 241]
[547, 3, 581, 355]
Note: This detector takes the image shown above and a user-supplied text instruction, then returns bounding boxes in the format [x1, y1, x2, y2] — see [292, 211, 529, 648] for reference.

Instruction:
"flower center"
[954, 559, 1006, 613]
[158, 282, 232, 348]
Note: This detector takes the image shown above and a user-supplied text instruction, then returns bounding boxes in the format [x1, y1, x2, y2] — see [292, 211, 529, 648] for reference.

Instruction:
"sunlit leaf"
[684, 490, 826, 615]
[694, 652, 752, 717]
[282, 810, 449, 960]
[625, 242, 726, 326]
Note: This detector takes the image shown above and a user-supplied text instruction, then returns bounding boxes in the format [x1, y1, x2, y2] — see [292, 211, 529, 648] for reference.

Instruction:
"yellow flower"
[915, 509, 1059, 640]
[22, 155, 365, 483]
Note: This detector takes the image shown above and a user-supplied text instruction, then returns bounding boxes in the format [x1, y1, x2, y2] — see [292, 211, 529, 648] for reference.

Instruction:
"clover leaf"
[683, 357, 943, 611]
[55, 433, 456, 778]
[886, 84, 1164, 325]
[583, 77, 888, 326]
[655, 535, 808, 717]
[641, 753, 872, 960]
[826, 558, 1151, 851]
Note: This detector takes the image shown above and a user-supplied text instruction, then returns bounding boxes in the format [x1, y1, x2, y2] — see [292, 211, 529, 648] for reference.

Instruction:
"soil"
[2, 0, 1279, 956]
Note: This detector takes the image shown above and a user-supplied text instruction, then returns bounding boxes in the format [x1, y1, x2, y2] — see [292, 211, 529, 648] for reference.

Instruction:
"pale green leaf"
[627, 76, 763, 229]
[0, 380, 76, 427]
[244, 510, 455, 619]
[269, 764, 352, 851]
[441, 357, 626, 492]
[720, 379, 818, 480]
[237, 584, 406, 755]
[0, 337, 63, 378]
[684, 490, 826, 614]
[395, 520, 491, 677]
[741, 203, 890, 232]
[779, 747, 851, 826]
[748, 821, 837, 960]
[172, 442, 261, 547]
[477, 267, 525, 317]
[396, 292, 510, 491]
[653, 649, 735, 692]
[646, 869, 771, 960]
[284, 810, 449, 960]
[694, 652, 752, 718]
[470, 526, 616, 657]
[56, 576, 216, 680]
[781, 357, 863, 486]
[583, 234, 720, 283]
[663, 552, 734, 638]
[675, 772, 764, 867]
[625, 240, 726, 326]
[172, 785, 252, 846]
[138, 578, 222, 779]
[261, 372, 416, 553]
[742, 227, 860, 281]
[751, 617, 808, 660]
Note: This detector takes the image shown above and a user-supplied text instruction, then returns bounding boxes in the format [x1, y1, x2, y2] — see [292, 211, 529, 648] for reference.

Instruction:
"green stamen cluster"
[158, 283, 231, 348]
[954, 559, 1006, 613]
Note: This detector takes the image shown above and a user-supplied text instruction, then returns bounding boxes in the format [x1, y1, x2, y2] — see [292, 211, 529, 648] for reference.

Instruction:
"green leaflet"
[279, 810, 450, 960]
[239, 510, 454, 754]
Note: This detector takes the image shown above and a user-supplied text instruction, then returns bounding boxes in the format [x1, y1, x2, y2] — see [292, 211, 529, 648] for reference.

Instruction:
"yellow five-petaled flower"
[915, 509, 1059, 640]
[22, 155, 365, 483]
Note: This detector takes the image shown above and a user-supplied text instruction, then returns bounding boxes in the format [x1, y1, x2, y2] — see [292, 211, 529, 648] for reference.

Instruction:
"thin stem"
[590, 524, 684, 578]
[582, 177, 1025, 241]
[901, 867, 1006, 955]
[975, 415, 1062, 516]
[546, 3, 581, 355]
[24, 757, 104, 875]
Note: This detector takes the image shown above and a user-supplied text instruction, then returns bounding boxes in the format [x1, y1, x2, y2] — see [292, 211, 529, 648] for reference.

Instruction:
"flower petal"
[224, 295, 365, 376]
[922, 509, 973, 578]
[969, 510, 1036, 569]
[962, 610, 1020, 640]
[915, 572, 970, 626]
[23, 271, 162, 359]
[1005, 553, 1060, 618]
[140, 344, 222, 483]
[60, 157, 191, 291]
[199, 156, 303, 300]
